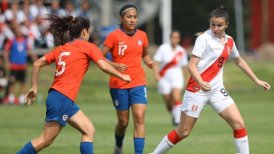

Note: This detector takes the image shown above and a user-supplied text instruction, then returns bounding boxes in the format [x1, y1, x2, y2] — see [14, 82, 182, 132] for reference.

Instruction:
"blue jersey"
[6, 38, 28, 65]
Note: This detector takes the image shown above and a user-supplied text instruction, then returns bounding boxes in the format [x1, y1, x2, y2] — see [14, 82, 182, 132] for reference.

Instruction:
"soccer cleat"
[113, 146, 123, 154]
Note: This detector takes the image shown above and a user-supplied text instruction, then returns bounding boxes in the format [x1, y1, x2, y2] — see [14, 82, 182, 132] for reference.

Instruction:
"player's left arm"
[25, 56, 48, 105]
[233, 56, 271, 90]
[142, 47, 157, 69]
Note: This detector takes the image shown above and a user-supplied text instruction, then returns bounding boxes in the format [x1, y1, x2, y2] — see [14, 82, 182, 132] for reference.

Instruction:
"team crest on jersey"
[62, 115, 68, 121]
[114, 99, 119, 107]
[137, 40, 142, 46]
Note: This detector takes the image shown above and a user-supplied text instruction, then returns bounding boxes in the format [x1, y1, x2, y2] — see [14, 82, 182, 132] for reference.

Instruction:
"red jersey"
[104, 29, 149, 88]
[45, 39, 104, 101]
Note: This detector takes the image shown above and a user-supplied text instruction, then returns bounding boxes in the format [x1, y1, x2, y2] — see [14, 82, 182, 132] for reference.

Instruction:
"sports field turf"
[0, 60, 273, 154]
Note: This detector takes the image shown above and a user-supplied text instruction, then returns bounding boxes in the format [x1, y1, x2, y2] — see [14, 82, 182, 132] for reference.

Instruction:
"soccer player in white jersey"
[153, 31, 188, 126]
[151, 6, 271, 154]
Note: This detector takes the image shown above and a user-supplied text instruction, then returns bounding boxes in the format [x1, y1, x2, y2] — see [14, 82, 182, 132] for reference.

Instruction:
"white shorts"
[158, 70, 183, 94]
[180, 86, 234, 118]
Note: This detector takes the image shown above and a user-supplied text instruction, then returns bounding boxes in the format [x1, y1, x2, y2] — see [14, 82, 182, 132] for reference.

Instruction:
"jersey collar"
[119, 25, 137, 37]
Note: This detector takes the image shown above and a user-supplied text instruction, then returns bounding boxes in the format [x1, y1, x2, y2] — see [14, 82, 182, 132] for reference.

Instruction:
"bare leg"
[115, 110, 129, 136]
[153, 112, 197, 154]
[113, 110, 129, 153]
[31, 122, 62, 152]
[171, 88, 182, 105]
[132, 104, 147, 154]
[68, 110, 95, 142]
[219, 103, 249, 154]
[68, 110, 95, 154]
[132, 104, 147, 138]
[162, 94, 172, 112]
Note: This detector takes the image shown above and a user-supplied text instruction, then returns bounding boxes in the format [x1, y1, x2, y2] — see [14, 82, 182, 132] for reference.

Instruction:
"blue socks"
[17, 141, 37, 154]
[80, 142, 93, 154]
[115, 134, 125, 148]
[134, 137, 145, 154]
[17, 141, 93, 154]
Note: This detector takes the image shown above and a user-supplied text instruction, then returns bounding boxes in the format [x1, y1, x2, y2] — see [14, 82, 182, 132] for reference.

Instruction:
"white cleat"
[113, 146, 123, 154]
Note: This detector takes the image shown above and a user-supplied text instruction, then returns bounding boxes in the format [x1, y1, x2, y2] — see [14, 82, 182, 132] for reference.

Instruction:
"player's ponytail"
[45, 15, 90, 46]
[210, 5, 229, 22]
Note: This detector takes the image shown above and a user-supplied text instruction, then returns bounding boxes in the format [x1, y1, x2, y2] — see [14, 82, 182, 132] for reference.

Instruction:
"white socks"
[234, 136, 249, 154]
[171, 105, 181, 125]
[152, 136, 174, 154]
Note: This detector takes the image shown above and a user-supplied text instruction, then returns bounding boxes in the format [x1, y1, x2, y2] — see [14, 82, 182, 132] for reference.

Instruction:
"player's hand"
[256, 80, 271, 91]
[199, 81, 211, 91]
[146, 61, 156, 69]
[114, 63, 128, 72]
[122, 74, 131, 82]
[24, 88, 37, 105]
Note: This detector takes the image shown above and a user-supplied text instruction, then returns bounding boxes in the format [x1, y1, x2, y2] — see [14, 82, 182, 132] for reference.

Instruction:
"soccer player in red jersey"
[102, 4, 156, 154]
[17, 15, 131, 154]
[151, 6, 271, 154]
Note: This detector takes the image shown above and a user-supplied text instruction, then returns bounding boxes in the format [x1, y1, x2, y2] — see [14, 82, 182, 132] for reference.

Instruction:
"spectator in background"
[0, 56, 7, 103]
[0, 14, 14, 50]
[21, 0, 42, 50]
[76, 0, 93, 21]
[4, 1, 26, 24]
[29, 0, 48, 25]
[29, 0, 54, 48]
[3, 23, 36, 105]
[64, 0, 77, 17]
[1, 0, 9, 13]
[48, 0, 66, 16]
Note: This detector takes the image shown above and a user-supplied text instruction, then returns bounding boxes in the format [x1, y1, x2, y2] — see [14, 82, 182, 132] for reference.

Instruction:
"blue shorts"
[110, 86, 147, 111]
[45, 89, 80, 127]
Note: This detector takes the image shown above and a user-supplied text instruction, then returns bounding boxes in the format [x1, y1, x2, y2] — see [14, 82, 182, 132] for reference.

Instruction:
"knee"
[133, 112, 145, 125]
[176, 128, 191, 139]
[83, 124, 96, 138]
[117, 117, 129, 128]
[232, 119, 245, 130]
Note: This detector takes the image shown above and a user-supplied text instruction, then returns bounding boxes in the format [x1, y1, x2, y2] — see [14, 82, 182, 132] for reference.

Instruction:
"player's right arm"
[96, 59, 131, 82]
[25, 56, 49, 105]
[101, 45, 128, 71]
[188, 55, 211, 91]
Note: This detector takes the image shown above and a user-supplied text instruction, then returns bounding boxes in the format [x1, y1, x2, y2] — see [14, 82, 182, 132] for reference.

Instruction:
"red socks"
[167, 130, 182, 145]
[174, 100, 181, 106]
[234, 128, 247, 138]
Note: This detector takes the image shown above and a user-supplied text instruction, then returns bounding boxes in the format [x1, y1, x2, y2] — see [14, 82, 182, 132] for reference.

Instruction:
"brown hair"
[45, 15, 90, 46]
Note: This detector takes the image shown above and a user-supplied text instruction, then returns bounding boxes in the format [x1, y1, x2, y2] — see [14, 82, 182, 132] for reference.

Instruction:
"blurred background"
[1, 0, 274, 53]
[0, 0, 273, 153]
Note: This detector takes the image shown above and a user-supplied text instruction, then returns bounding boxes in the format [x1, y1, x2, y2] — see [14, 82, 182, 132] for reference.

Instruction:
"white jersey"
[154, 43, 188, 77]
[190, 29, 240, 91]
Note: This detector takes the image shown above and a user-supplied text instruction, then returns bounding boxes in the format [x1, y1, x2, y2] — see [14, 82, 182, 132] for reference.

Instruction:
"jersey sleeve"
[153, 45, 163, 62]
[230, 40, 240, 59]
[103, 32, 115, 49]
[44, 49, 56, 64]
[192, 35, 207, 58]
[89, 45, 105, 63]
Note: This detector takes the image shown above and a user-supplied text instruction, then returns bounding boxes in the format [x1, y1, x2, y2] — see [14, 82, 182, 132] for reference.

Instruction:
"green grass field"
[0, 60, 273, 154]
